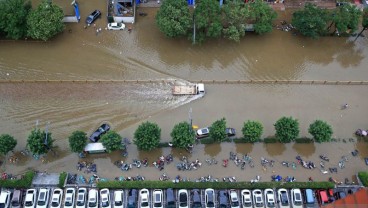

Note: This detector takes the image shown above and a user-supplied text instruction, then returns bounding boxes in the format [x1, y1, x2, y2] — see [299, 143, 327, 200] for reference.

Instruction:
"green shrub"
[0, 171, 35, 188]
[199, 138, 215, 144]
[358, 172, 368, 187]
[274, 117, 299, 143]
[264, 138, 278, 143]
[59, 172, 67, 188]
[242, 120, 263, 142]
[295, 137, 314, 143]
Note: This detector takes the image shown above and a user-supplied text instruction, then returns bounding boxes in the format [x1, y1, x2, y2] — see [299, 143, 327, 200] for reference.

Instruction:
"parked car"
[127, 189, 137, 208]
[76, 188, 87, 208]
[264, 189, 275, 208]
[0, 191, 11, 208]
[252, 189, 264, 208]
[100, 189, 111, 208]
[205, 188, 215, 208]
[178, 189, 189, 208]
[36, 188, 50, 208]
[218, 190, 228, 208]
[226, 128, 236, 137]
[192, 189, 202, 208]
[50, 189, 63, 208]
[113, 190, 124, 208]
[277, 189, 290, 208]
[303, 189, 315, 207]
[11, 190, 23, 208]
[166, 188, 175, 208]
[316, 190, 329, 205]
[89, 123, 110, 142]
[290, 188, 303, 208]
[229, 189, 240, 208]
[241, 189, 252, 208]
[139, 189, 149, 208]
[334, 191, 347, 200]
[86, 10, 101, 25]
[88, 189, 99, 208]
[64, 188, 76, 208]
[107, 22, 126, 30]
[196, 127, 210, 139]
[24, 189, 37, 208]
[153, 189, 163, 208]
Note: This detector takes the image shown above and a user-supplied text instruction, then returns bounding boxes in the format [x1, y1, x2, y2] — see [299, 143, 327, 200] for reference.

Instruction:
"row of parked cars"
[0, 187, 343, 208]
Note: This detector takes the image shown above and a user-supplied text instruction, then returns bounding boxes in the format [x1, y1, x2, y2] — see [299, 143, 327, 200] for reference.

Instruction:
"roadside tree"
[242, 120, 263, 142]
[247, 0, 277, 35]
[0, 0, 31, 40]
[0, 134, 17, 155]
[308, 120, 333, 142]
[27, 128, 53, 155]
[355, 8, 368, 41]
[68, 131, 87, 153]
[193, 0, 222, 43]
[209, 118, 227, 142]
[332, 4, 361, 35]
[134, 121, 161, 151]
[171, 121, 195, 148]
[100, 131, 124, 153]
[156, 0, 191, 38]
[27, 0, 64, 41]
[291, 3, 330, 39]
[222, 0, 249, 42]
[274, 117, 299, 143]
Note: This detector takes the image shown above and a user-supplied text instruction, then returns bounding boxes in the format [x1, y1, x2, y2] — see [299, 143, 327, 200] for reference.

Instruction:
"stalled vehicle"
[107, 22, 126, 30]
[86, 10, 101, 25]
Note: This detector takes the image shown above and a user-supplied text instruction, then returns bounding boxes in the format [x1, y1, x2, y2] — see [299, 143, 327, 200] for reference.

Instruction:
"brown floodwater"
[0, 1, 368, 182]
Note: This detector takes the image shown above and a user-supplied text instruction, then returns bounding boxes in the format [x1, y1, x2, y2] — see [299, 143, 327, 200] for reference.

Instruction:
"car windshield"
[51, 201, 59, 207]
[77, 201, 84, 206]
[65, 201, 72, 206]
[0, 204, 5, 208]
[102, 201, 109, 207]
[202, 129, 208, 134]
[243, 201, 252, 207]
[89, 202, 97, 207]
[232, 201, 239, 207]
[154, 202, 162, 207]
[38, 200, 46, 206]
[115, 200, 123, 206]
[141, 202, 148, 207]
[25, 201, 33, 206]
[207, 201, 215, 207]
[11, 201, 20, 207]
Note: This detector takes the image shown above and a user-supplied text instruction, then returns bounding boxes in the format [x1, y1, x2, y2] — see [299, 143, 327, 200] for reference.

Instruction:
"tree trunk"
[354, 27, 366, 42]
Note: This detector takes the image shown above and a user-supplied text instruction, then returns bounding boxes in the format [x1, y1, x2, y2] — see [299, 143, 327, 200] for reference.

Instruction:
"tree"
[100, 131, 124, 153]
[68, 131, 87, 153]
[156, 0, 192, 38]
[27, 128, 53, 155]
[247, 0, 277, 35]
[332, 4, 361, 36]
[0, 0, 31, 40]
[171, 121, 195, 148]
[193, 0, 223, 43]
[26, 0, 64, 41]
[209, 118, 227, 142]
[355, 8, 368, 41]
[0, 134, 17, 155]
[134, 121, 161, 151]
[308, 120, 333, 142]
[291, 3, 330, 39]
[274, 117, 299, 143]
[222, 0, 249, 42]
[242, 120, 263, 142]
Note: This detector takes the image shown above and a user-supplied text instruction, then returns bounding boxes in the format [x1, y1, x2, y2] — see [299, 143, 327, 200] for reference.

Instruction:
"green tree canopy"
[194, 0, 223, 43]
[27, 128, 53, 155]
[100, 131, 124, 153]
[26, 0, 64, 41]
[209, 118, 227, 142]
[134, 121, 161, 151]
[274, 116, 299, 143]
[355, 8, 368, 41]
[242, 120, 263, 142]
[291, 3, 330, 39]
[68, 131, 88, 153]
[308, 120, 333, 142]
[171, 121, 195, 148]
[247, 0, 277, 35]
[0, 0, 31, 40]
[333, 4, 361, 35]
[156, 0, 192, 38]
[0, 134, 17, 155]
[222, 0, 249, 42]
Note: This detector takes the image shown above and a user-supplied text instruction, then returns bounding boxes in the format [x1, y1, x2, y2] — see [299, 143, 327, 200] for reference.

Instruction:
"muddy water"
[0, 1, 368, 182]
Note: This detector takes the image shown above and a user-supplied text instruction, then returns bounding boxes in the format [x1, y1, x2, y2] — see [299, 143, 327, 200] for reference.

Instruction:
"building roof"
[322, 188, 368, 208]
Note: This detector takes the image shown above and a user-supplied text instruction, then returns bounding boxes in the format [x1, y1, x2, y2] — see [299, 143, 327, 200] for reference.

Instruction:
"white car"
[178, 189, 189, 208]
[64, 188, 76, 208]
[139, 189, 150, 208]
[152, 189, 163, 208]
[0, 191, 11, 208]
[196, 127, 210, 138]
[290, 188, 303, 208]
[264, 189, 275, 208]
[88, 189, 99, 208]
[107, 22, 126, 30]
[252, 189, 264, 208]
[205, 188, 215, 208]
[277, 189, 290, 208]
[36, 188, 50, 208]
[113, 190, 124, 208]
[24, 189, 37, 208]
[50, 189, 63, 208]
[100, 189, 111, 208]
[241, 189, 252, 208]
[76, 188, 87, 208]
[229, 189, 240, 208]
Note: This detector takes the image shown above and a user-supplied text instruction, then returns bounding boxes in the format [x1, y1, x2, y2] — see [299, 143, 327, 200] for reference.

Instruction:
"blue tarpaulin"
[73, 1, 80, 21]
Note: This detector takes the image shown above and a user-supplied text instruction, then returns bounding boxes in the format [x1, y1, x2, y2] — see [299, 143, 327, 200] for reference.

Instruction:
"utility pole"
[193, 0, 196, 45]
[188, 107, 193, 133]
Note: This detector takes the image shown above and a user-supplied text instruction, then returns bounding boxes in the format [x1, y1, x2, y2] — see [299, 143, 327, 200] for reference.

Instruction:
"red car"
[316, 190, 329, 205]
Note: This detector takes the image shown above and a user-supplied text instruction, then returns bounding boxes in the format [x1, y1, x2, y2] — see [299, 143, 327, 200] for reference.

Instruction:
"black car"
[334, 191, 347, 200]
[166, 188, 175, 208]
[86, 10, 101, 25]
[127, 189, 137, 208]
[89, 123, 110, 142]
[218, 190, 229, 208]
[192, 189, 201, 208]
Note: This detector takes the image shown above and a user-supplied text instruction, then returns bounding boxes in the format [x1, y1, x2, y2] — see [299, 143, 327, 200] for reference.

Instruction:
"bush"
[308, 120, 333, 142]
[0, 171, 35, 188]
[58, 172, 67, 188]
[358, 172, 368, 187]
[100, 131, 124, 153]
[274, 117, 299, 143]
[242, 121, 263, 142]
[209, 118, 227, 142]
[134, 121, 161, 151]
[68, 131, 87, 153]
[198, 138, 215, 144]
[171, 122, 195, 149]
[295, 137, 314, 143]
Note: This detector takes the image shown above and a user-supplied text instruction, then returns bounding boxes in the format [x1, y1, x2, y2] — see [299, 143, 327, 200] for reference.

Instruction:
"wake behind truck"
[172, 83, 205, 95]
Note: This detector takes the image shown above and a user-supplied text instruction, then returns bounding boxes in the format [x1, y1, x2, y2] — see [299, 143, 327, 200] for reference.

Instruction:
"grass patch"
[358, 172, 368, 187]
[58, 172, 67, 188]
[0, 171, 35, 188]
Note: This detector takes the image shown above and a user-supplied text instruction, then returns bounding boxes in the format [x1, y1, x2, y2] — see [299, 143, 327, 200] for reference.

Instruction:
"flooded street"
[0, 0, 368, 182]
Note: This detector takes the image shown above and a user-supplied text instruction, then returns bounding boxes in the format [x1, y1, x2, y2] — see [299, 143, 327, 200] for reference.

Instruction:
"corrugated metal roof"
[323, 188, 368, 208]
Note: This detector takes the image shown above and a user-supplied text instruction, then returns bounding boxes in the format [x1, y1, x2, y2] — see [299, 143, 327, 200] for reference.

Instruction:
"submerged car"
[89, 123, 111, 142]
[107, 22, 126, 30]
[86, 10, 101, 25]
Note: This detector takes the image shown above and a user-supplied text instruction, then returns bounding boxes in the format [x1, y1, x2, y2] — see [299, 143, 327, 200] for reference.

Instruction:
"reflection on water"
[292, 143, 316, 157]
[235, 143, 254, 154]
[264, 142, 286, 156]
[204, 143, 222, 157]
